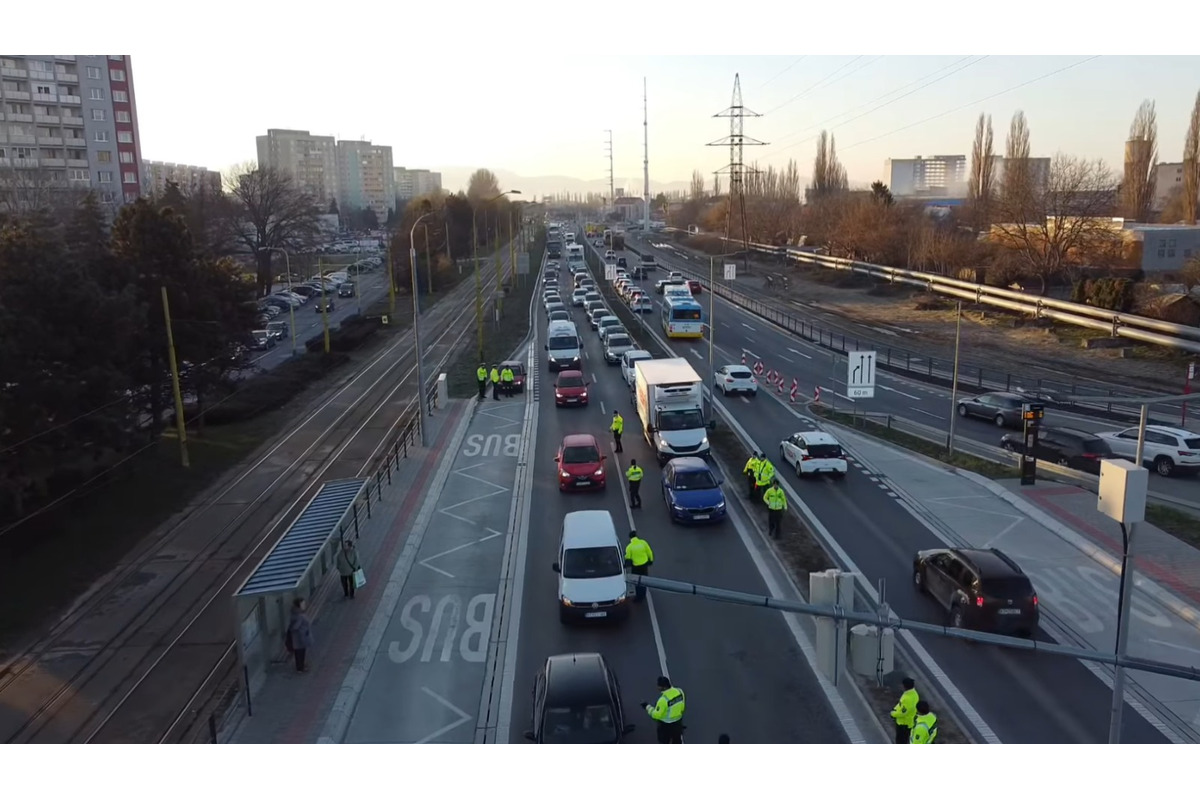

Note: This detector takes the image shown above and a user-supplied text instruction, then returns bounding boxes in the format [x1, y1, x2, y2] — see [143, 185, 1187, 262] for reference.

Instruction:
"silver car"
[604, 333, 635, 364]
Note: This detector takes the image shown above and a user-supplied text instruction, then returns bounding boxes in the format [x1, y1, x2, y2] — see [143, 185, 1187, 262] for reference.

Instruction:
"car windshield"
[806, 443, 842, 458]
[561, 445, 599, 464]
[548, 336, 577, 350]
[608, 336, 631, 348]
[561, 546, 623, 579]
[674, 470, 717, 490]
[558, 374, 584, 388]
[542, 705, 616, 744]
[658, 409, 705, 431]
[1187, 437, 1200, 449]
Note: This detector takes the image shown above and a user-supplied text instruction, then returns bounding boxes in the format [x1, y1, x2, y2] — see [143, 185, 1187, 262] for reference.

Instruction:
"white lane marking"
[787, 347, 813, 360]
[881, 385, 920, 400]
[592, 372, 598, 382]
[720, 322, 731, 329]
[776, 354, 794, 364]
[741, 323, 757, 331]
[600, 401, 606, 415]
[910, 407, 943, 420]
[690, 347, 705, 360]
[417, 687, 473, 744]
[743, 349, 761, 360]
[611, 445, 671, 679]
[1148, 639, 1200, 657]
[741, 396, 752, 404]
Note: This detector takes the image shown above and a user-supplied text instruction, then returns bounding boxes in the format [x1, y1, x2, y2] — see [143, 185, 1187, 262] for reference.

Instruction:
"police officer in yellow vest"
[500, 364, 515, 397]
[909, 700, 938, 744]
[611, 410, 624, 453]
[763, 478, 787, 539]
[754, 456, 776, 501]
[489, 365, 501, 400]
[626, 459, 644, 509]
[624, 530, 653, 601]
[890, 677, 919, 744]
[643, 675, 685, 743]
[742, 451, 761, 500]
[476, 364, 488, 400]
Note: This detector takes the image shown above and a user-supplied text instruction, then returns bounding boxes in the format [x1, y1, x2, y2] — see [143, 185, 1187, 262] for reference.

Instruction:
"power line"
[840, 55, 1102, 152]
[754, 56, 806, 91]
[764, 56, 869, 115]
[0, 393, 136, 456]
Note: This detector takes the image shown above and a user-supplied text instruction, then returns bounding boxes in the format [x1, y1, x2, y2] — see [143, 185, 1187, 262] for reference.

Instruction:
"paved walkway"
[829, 422, 1200, 743]
[226, 398, 472, 743]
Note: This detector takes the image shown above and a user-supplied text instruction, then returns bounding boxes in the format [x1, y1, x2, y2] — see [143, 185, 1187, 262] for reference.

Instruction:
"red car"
[553, 370, 590, 407]
[500, 359, 525, 392]
[555, 433, 607, 491]
[687, 280, 702, 295]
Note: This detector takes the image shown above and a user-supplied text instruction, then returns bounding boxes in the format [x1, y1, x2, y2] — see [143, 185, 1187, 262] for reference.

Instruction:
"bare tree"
[967, 113, 996, 230]
[0, 167, 92, 219]
[690, 170, 706, 201]
[1184, 89, 1200, 225]
[808, 131, 848, 201]
[1000, 111, 1032, 222]
[466, 169, 501, 204]
[742, 160, 803, 244]
[221, 164, 323, 297]
[711, 173, 722, 198]
[991, 154, 1122, 294]
[1120, 100, 1158, 222]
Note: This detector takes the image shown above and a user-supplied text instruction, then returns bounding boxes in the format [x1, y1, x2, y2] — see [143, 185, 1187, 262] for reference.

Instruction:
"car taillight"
[801, 455, 813, 461]
[1180, 451, 1197, 457]
[1032, 594, 1038, 606]
[975, 596, 984, 608]
[1080, 453, 1100, 459]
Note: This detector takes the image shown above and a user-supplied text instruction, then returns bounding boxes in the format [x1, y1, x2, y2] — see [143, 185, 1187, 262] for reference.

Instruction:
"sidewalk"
[225, 398, 472, 743]
[829, 424, 1200, 743]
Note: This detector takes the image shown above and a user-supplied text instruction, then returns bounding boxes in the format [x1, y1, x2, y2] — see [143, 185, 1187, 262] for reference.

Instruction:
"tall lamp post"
[471, 189, 522, 362]
[258, 246, 300, 355]
[410, 211, 437, 446]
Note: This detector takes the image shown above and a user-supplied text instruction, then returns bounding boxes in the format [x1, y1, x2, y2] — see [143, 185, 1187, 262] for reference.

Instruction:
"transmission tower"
[707, 73, 767, 274]
[604, 130, 615, 212]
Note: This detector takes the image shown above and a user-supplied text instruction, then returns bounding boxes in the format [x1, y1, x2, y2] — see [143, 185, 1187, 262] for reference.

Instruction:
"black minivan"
[1000, 426, 1113, 474]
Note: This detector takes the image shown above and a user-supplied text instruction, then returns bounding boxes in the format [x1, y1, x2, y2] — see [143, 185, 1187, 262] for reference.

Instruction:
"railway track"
[0, 259, 506, 744]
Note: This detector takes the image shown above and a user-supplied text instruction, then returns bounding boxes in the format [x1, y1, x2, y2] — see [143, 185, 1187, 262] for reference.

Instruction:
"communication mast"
[707, 73, 767, 273]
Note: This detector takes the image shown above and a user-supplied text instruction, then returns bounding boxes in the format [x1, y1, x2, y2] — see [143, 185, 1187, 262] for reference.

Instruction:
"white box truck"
[634, 358, 712, 464]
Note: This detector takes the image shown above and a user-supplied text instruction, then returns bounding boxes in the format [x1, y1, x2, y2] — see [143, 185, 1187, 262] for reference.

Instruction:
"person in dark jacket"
[336, 539, 361, 599]
[287, 598, 313, 673]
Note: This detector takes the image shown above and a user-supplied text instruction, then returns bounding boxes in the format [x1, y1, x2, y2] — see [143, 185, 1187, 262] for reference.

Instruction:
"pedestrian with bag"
[336, 538, 361, 600]
[286, 598, 313, 673]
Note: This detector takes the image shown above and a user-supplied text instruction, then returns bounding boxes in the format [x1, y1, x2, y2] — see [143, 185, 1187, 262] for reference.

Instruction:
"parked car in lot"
[661, 457, 727, 524]
[1000, 426, 1113, 474]
[1095, 425, 1200, 477]
[337, 282, 356, 298]
[779, 430, 848, 478]
[714, 364, 757, 396]
[249, 330, 276, 351]
[551, 510, 628, 623]
[266, 320, 289, 341]
[554, 370, 590, 407]
[499, 359, 526, 393]
[522, 652, 635, 744]
[912, 547, 1039, 637]
[957, 391, 1029, 428]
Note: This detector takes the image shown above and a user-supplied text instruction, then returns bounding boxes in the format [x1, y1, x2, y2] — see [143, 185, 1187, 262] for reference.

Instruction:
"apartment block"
[1153, 162, 1200, 212]
[0, 54, 143, 209]
[988, 155, 1051, 193]
[142, 160, 221, 197]
[256, 128, 339, 205]
[393, 166, 442, 202]
[884, 155, 968, 198]
[336, 140, 394, 220]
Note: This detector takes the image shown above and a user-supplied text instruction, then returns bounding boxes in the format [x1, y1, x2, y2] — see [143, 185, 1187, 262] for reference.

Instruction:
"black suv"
[1000, 426, 1113, 475]
[524, 653, 636, 744]
[912, 547, 1039, 637]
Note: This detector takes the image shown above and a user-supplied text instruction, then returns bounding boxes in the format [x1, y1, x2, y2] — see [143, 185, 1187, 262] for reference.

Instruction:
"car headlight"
[593, 467, 604, 476]
[700, 436, 709, 447]
[560, 471, 570, 479]
[716, 501, 726, 510]
[672, 504, 685, 512]
[561, 598, 574, 607]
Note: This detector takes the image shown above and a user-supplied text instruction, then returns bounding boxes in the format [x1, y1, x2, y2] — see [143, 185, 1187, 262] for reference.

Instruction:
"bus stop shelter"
[232, 478, 367, 707]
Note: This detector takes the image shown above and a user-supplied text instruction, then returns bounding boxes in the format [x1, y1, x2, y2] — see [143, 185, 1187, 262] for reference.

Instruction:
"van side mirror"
[553, 455, 560, 462]
[708, 420, 718, 431]
[551, 562, 561, 573]
[523, 731, 536, 742]
[544, 344, 548, 350]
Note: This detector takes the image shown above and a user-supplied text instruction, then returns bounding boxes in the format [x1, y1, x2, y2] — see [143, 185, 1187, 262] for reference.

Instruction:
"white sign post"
[605, 264, 617, 281]
[847, 350, 876, 399]
[724, 262, 736, 280]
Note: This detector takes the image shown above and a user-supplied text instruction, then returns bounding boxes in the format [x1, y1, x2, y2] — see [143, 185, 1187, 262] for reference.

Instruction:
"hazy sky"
[127, 54, 1198, 191]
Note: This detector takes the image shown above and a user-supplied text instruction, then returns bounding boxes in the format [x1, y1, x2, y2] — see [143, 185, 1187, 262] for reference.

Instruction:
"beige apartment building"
[394, 167, 442, 202]
[336, 140, 394, 221]
[141, 160, 220, 197]
[256, 128, 339, 205]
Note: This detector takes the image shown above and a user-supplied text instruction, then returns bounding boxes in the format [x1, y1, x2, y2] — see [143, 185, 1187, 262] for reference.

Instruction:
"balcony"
[12, 158, 40, 169]
[41, 157, 65, 167]
[67, 158, 88, 167]
[5, 90, 31, 101]
[64, 137, 85, 147]
[6, 113, 32, 123]
[61, 116, 83, 127]
[56, 94, 81, 105]
[38, 136, 63, 146]
[55, 56, 76, 62]
[55, 73, 78, 84]
[35, 114, 60, 125]
[1, 68, 28, 79]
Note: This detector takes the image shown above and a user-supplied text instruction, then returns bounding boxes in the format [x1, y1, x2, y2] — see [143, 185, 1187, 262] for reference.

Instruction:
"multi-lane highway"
[592, 232, 1170, 743]
[506, 252, 859, 744]
[635, 239, 1200, 509]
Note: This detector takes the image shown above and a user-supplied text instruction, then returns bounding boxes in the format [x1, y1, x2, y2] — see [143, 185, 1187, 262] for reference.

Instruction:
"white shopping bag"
[353, 568, 366, 589]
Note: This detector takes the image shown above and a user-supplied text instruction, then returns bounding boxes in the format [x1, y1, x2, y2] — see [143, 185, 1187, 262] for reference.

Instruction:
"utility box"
[809, 569, 856, 686]
[1097, 458, 1149, 524]
[436, 373, 448, 409]
[849, 624, 894, 678]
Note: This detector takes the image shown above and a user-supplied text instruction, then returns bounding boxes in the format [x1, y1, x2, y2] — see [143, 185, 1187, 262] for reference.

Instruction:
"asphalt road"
[636, 240, 1200, 510]
[507, 259, 851, 744]
[605, 236, 1168, 743]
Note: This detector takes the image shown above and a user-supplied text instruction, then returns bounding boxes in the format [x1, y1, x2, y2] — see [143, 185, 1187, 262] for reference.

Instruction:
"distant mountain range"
[434, 166, 692, 200]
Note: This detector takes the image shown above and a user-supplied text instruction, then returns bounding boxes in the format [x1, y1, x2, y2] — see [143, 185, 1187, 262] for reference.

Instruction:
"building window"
[123, 171, 137, 184]
[1168, 250, 1176, 258]
[98, 171, 113, 183]
[100, 191, 116, 203]
[97, 150, 112, 163]
[91, 108, 106, 121]
[69, 169, 88, 181]
[89, 87, 103, 100]
[115, 110, 130, 123]
[112, 90, 127, 102]
[1168, 238, 1176, 249]
[109, 56, 125, 62]
[34, 84, 52, 96]
[1158, 249, 1166, 258]
[119, 151, 133, 163]
[124, 191, 138, 203]
[94, 131, 108, 142]
[86, 66, 101, 80]
[27, 60, 50, 73]
[117, 131, 132, 143]
[109, 69, 126, 82]
[14, 147, 33, 159]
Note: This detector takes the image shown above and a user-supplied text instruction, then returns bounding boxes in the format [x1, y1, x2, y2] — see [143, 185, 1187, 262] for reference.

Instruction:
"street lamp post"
[410, 211, 436, 446]
[258, 246, 299, 356]
[470, 190, 522, 362]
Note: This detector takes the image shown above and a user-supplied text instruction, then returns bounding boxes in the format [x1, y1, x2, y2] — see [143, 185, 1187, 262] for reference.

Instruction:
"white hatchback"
[621, 350, 653, 386]
[1096, 424, 1200, 477]
[715, 365, 757, 397]
[780, 431, 848, 478]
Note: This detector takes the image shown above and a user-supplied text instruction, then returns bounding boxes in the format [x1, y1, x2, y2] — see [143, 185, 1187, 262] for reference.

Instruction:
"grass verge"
[445, 232, 545, 398]
[1144, 504, 1200, 549]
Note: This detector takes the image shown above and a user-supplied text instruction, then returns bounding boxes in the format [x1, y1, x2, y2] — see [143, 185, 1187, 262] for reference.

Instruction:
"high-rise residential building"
[393, 167, 442, 202]
[141, 161, 221, 197]
[1152, 162, 1200, 212]
[256, 128, 339, 205]
[988, 156, 1051, 194]
[884, 155, 968, 198]
[337, 140, 394, 221]
[0, 55, 143, 210]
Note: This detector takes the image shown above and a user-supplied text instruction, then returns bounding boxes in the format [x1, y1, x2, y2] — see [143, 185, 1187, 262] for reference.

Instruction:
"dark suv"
[1000, 426, 1114, 475]
[912, 547, 1039, 637]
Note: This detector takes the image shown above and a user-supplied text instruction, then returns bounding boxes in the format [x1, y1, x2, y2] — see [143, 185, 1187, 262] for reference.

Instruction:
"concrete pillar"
[849, 624, 895, 678]
[809, 569, 856, 685]
[436, 373, 448, 409]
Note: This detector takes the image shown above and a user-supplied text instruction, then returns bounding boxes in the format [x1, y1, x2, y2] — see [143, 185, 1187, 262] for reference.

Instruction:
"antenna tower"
[642, 78, 651, 231]
[604, 130, 615, 212]
[707, 73, 767, 275]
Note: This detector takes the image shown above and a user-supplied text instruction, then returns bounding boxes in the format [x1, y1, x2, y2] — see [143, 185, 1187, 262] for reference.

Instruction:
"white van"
[545, 320, 582, 372]
[551, 510, 629, 624]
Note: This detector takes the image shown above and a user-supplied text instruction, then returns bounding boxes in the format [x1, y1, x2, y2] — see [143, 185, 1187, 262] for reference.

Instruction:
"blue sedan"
[661, 457, 727, 525]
